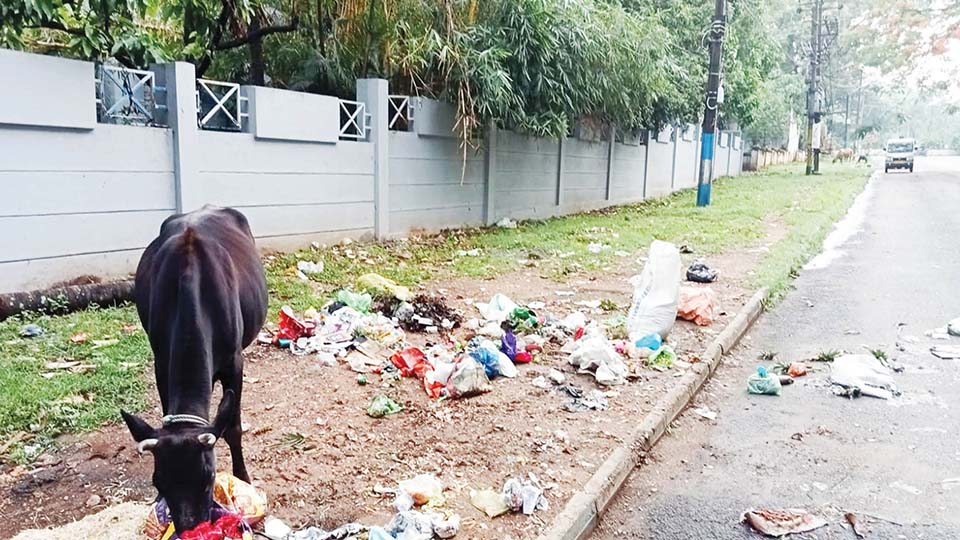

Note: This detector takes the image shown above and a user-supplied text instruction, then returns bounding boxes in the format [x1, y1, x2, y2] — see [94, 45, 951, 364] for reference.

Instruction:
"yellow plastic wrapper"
[142, 473, 267, 540]
[213, 472, 267, 525]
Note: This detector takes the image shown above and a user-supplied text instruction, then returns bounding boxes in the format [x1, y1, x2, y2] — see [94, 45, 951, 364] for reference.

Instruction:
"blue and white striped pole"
[697, 131, 715, 206]
[696, 0, 726, 207]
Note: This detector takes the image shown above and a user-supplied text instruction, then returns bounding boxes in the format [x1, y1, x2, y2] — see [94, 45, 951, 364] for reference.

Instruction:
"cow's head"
[120, 391, 236, 533]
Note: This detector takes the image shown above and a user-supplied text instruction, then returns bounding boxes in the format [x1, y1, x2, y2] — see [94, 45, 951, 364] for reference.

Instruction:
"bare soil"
[0, 245, 764, 539]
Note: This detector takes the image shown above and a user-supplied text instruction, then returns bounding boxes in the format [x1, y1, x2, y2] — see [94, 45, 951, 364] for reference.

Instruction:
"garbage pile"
[259, 240, 695, 407]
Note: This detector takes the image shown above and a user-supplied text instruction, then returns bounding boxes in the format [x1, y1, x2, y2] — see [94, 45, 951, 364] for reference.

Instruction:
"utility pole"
[696, 0, 726, 207]
[804, 0, 822, 175]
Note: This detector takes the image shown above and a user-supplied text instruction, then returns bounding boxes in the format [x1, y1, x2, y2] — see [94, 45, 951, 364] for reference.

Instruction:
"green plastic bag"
[508, 307, 539, 332]
[747, 366, 782, 396]
[646, 345, 676, 369]
[367, 394, 402, 418]
[336, 289, 373, 313]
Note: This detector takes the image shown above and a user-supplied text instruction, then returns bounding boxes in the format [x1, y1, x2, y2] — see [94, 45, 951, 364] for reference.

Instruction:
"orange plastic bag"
[677, 287, 717, 326]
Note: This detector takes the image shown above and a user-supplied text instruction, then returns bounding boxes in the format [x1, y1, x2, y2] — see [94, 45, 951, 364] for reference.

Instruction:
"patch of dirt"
[0, 243, 763, 539]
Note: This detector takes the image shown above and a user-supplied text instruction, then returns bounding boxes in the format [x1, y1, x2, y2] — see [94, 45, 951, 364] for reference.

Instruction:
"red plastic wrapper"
[513, 351, 533, 364]
[276, 306, 315, 341]
[179, 513, 249, 540]
[574, 327, 585, 341]
[390, 347, 431, 378]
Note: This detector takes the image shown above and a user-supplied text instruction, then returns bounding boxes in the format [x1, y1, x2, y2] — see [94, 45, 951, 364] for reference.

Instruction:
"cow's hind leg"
[221, 359, 250, 482]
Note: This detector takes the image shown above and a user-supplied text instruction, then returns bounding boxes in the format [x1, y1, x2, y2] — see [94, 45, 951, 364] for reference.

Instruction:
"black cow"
[121, 206, 267, 532]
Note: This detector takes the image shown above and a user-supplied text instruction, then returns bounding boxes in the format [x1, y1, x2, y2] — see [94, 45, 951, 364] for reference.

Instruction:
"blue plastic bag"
[470, 347, 502, 379]
[635, 333, 663, 351]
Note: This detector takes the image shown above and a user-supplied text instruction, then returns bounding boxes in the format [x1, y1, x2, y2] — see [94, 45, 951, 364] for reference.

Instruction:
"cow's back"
[135, 207, 268, 378]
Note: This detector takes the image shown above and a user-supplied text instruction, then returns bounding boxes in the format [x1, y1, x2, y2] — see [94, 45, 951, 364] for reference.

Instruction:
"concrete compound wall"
[0, 48, 743, 293]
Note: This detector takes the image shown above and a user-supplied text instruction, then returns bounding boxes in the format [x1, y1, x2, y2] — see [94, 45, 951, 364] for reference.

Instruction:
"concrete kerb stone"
[536, 287, 769, 540]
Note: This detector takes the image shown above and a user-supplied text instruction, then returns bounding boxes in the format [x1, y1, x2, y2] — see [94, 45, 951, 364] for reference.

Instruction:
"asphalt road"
[591, 156, 960, 540]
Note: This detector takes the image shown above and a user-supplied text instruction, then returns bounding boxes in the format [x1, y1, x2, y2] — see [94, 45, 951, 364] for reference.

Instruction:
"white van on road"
[885, 138, 916, 173]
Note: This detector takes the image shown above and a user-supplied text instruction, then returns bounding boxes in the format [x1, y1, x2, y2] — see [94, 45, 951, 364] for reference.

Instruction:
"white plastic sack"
[626, 240, 682, 340]
[830, 354, 898, 399]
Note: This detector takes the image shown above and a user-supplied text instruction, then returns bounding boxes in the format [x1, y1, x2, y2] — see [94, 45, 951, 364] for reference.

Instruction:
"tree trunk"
[0, 281, 135, 321]
[248, 16, 266, 86]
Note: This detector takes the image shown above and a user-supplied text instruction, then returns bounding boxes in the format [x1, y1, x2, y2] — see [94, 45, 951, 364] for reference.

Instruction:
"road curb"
[537, 287, 769, 540]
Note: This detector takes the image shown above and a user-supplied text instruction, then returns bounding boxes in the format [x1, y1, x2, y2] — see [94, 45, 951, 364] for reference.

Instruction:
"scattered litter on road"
[20, 324, 44, 338]
[787, 363, 808, 377]
[564, 389, 609, 412]
[398, 474, 444, 507]
[948, 317, 960, 337]
[470, 489, 509, 518]
[502, 476, 549, 515]
[297, 260, 324, 278]
[456, 248, 481, 257]
[845, 512, 867, 538]
[677, 286, 717, 326]
[686, 260, 718, 283]
[693, 406, 717, 420]
[568, 332, 627, 385]
[747, 366, 782, 396]
[930, 345, 960, 360]
[367, 395, 403, 418]
[742, 508, 827, 537]
[496, 217, 518, 228]
[646, 345, 676, 369]
[925, 327, 952, 340]
[626, 240, 681, 340]
[830, 354, 899, 399]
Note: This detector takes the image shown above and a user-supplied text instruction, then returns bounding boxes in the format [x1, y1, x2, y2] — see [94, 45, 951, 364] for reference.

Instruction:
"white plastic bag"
[568, 332, 627, 385]
[627, 240, 682, 340]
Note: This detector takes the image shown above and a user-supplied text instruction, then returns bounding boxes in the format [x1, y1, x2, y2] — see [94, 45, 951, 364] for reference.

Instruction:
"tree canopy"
[1, 0, 803, 144]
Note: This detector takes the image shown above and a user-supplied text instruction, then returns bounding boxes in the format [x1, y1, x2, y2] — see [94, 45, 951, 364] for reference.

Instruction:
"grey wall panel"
[0, 210, 173, 263]
[674, 139, 698, 189]
[388, 131, 486, 234]
[391, 205, 484, 233]
[0, 250, 142, 294]
[247, 86, 340, 143]
[645, 140, 674, 197]
[1, 124, 174, 172]
[0, 50, 96, 130]
[0, 171, 176, 216]
[196, 172, 374, 208]
[612, 143, 646, 199]
[198, 132, 375, 174]
[241, 202, 374, 239]
[391, 183, 484, 211]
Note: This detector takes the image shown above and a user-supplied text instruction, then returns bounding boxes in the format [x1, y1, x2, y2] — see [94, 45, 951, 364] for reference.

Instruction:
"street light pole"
[696, 0, 726, 207]
[805, 0, 822, 175]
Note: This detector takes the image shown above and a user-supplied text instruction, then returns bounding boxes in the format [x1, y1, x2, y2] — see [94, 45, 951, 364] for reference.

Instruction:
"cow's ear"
[212, 389, 236, 438]
[121, 410, 156, 442]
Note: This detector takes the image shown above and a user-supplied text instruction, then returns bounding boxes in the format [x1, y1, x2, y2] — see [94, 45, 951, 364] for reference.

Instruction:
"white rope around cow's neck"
[162, 414, 209, 427]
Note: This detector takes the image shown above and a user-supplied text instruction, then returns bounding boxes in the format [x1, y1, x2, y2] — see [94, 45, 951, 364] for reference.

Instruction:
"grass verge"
[0, 162, 869, 461]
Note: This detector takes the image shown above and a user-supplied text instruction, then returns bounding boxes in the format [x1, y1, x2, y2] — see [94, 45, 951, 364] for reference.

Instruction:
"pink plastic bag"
[677, 287, 717, 326]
